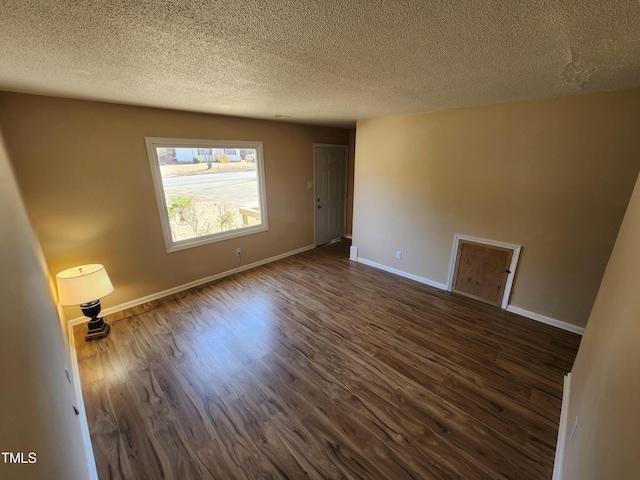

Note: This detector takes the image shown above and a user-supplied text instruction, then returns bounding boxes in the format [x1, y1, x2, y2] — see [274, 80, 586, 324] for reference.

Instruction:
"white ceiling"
[1, 0, 639, 127]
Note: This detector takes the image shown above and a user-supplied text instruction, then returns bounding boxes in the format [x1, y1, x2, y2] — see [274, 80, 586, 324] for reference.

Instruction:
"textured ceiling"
[1, 0, 639, 127]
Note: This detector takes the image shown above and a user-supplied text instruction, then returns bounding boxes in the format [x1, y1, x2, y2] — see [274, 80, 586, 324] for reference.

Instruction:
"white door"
[314, 145, 347, 245]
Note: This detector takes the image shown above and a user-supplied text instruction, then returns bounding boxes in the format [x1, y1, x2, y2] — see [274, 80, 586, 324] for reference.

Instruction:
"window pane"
[146, 138, 267, 252]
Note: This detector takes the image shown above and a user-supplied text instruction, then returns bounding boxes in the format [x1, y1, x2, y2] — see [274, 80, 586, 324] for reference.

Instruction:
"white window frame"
[145, 137, 268, 253]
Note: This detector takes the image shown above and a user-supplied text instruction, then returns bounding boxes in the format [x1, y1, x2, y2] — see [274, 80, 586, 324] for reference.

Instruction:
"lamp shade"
[56, 264, 114, 306]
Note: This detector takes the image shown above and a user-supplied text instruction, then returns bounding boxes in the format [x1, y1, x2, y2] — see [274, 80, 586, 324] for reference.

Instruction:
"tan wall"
[0, 130, 90, 479]
[561, 171, 640, 478]
[352, 88, 640, 327]
[0, 92, 348, 318]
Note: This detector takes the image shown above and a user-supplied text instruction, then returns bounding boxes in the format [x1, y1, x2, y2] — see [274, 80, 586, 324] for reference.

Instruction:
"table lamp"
[56, 264, 114, 341]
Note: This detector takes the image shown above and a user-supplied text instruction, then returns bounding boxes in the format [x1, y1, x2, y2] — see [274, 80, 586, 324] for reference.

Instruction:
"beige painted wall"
[352, 88, 640, 328]
[0, 130, 90, 479]
[0, 92, 348, 318]
[561, 171, 640, 478]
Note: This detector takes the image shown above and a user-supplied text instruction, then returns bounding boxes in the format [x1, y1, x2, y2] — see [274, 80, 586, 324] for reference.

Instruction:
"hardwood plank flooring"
[75, 240, 581, 479]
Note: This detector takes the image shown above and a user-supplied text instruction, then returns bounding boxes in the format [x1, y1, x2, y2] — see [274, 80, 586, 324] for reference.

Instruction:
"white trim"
[506, 305, 585, 335]
[313, 144, 348, 246]
[553, 373, 572, 480]
[349, 245, 358, 261]
[356, 257, 448, 291]
[66, 323, 99, 480]
[447, 234, 521, 309]
[144, 137, 269, 253]
[68, 244, 316, 327]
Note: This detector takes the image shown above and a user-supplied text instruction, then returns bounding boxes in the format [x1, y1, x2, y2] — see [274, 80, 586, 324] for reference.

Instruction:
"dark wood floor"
[75, 240, 581, 479]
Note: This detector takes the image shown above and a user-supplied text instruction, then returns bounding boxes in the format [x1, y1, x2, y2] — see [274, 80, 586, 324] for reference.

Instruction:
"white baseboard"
[68, 244, 316, 327]
[553, 373, 572, 480]
[355, 256, 448, 291]
[506, 306, 585, 335]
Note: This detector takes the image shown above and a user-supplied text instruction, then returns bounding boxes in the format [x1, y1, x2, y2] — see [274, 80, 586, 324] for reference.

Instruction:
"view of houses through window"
[146, 138, 267, 252]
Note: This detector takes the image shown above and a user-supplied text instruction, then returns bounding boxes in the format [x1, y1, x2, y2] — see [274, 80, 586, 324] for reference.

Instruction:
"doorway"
[314, 144, 348, 246]
[448, 235, 521, 308]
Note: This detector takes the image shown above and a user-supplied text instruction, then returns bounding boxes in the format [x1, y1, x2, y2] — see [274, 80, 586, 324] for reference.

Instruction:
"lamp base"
[85, 320, 110, 341]
[81, 300, 111, 341]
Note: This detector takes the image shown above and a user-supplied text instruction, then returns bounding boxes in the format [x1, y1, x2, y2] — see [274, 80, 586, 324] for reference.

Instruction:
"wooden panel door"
[452, 240, 513, 306]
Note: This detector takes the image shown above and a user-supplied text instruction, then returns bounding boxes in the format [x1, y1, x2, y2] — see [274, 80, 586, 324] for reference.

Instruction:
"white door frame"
[313, 143, 348, 246]
[447, 234, 521, 309]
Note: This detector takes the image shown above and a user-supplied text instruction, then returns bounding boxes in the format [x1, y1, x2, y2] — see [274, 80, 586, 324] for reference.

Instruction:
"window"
[145, 137, 268, 252]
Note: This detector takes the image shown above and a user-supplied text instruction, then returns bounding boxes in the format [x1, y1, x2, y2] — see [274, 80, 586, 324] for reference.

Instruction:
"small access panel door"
[452, 240, 514, 306]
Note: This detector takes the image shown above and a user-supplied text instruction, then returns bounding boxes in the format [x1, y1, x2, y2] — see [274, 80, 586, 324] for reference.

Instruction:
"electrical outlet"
[236, 248, 242, 256]
[396, 251, 402, 260]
